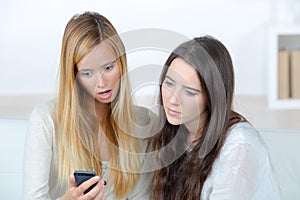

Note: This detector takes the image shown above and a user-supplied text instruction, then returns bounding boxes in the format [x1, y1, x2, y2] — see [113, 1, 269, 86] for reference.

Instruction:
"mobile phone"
[74, 170, 97, 194]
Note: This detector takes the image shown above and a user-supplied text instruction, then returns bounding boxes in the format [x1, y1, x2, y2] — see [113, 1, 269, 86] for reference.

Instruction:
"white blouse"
[201, 122, 281, 200]
[23, 99, 154, 200]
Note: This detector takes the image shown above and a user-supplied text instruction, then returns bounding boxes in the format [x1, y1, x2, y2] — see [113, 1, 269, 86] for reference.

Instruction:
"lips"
[167, 107, 181, 116]
[97, 90, 112, 100]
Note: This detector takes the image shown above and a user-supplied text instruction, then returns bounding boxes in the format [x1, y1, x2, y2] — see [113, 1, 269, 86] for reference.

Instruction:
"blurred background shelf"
[268, 24, 300, 109]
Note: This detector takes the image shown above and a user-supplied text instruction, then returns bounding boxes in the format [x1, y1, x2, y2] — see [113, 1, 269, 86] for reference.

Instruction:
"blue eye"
[79, 70, 93, 77]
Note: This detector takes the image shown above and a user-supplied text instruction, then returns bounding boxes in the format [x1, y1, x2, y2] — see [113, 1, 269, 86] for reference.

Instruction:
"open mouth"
[99, 90, 111, 95]
[97, 90, 112, 100]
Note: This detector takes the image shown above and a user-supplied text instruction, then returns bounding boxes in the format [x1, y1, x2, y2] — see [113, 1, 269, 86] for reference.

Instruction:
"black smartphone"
[74, 170, 97, 194]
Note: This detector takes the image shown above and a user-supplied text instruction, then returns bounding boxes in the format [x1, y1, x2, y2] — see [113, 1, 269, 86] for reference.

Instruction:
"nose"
[169, 91, 180, 105]
[96, 74, 106, 88]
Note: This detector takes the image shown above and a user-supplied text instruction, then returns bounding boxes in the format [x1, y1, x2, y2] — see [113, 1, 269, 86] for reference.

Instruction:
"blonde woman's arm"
[23, 101, 55, 199]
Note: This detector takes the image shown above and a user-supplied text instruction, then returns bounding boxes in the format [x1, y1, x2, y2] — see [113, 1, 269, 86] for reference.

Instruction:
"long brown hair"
[151, 35, 245, 199]
[57, 11, 141, 197]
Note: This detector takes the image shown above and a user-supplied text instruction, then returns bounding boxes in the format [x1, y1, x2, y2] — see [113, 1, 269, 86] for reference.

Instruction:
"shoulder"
[29, 98, 57, 123]
[221, 122, 268, 158]
[26, 98, 58, 146]
[225, 122, 261, 144]
[205, 122, 279, 199]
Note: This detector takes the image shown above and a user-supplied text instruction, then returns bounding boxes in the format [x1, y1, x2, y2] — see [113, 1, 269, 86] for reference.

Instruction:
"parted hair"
[151, 35, 245, 199]
[57, 11, 141, 198]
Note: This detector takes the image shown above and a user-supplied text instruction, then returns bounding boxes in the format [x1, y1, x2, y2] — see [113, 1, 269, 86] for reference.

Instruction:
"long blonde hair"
[57, 11, 141, 197]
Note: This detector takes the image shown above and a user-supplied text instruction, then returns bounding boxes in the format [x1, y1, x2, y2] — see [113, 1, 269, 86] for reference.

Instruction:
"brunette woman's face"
[161, 57, 207, 132]
[76, 42, 121, 104]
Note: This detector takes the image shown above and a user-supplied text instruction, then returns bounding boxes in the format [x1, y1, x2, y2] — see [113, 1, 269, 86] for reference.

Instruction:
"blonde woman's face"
[76, 42, 121, 104]
[161, 57, 207, 132]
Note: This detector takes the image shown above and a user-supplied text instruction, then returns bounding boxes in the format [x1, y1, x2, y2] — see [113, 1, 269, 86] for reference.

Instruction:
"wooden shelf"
[268, 24, 300, 109]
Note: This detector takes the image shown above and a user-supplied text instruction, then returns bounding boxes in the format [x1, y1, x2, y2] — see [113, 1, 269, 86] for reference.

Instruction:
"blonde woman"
[24, 11, 154, 200]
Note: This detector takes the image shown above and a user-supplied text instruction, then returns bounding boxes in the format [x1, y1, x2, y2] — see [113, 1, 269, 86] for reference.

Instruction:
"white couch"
[0, 118, 299, 200]
[0, 119, 26, 200]
[259, 129, 300, 199]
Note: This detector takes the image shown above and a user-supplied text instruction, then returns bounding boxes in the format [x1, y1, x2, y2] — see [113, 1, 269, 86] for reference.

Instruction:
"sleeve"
[23, 105, 54, 200]
[209, 141, 261, 200]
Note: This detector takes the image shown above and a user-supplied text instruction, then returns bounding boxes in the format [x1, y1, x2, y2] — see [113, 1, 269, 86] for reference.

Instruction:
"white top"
[102, 161, 109, 178]
[23, 99, 155, 200]
[201, 122, 281, 200]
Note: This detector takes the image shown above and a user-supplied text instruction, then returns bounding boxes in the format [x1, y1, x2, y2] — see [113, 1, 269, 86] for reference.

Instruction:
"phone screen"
[74, 170, 97, 194]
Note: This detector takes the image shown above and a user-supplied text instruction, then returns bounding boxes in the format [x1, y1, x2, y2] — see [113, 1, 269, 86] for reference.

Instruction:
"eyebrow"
[97, 59, 116, 69]
[184, 86, 201, 93]
[79, 59, 116, 70]
[165, 75, 175, 82]
[102, 59, 116, 66]
[165, 75, 201, 93]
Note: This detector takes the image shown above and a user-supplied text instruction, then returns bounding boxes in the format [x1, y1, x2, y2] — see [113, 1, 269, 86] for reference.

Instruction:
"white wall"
[0, 0, 289, 96]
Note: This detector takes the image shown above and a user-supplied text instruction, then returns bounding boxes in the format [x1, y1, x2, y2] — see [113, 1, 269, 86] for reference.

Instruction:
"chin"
[167, 117, 181, 126]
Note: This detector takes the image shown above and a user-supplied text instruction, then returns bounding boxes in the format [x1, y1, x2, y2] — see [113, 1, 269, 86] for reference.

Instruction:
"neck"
[186, 112, 207, 147]
[98, 126, 110, 161]
[95, 102, 111, 162]
[187, 126, 204, 147]
[95, 101, 109, 123]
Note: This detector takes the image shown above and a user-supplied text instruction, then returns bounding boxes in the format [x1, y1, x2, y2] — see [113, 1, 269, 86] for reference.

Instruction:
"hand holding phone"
[74, 170, 98, 194]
